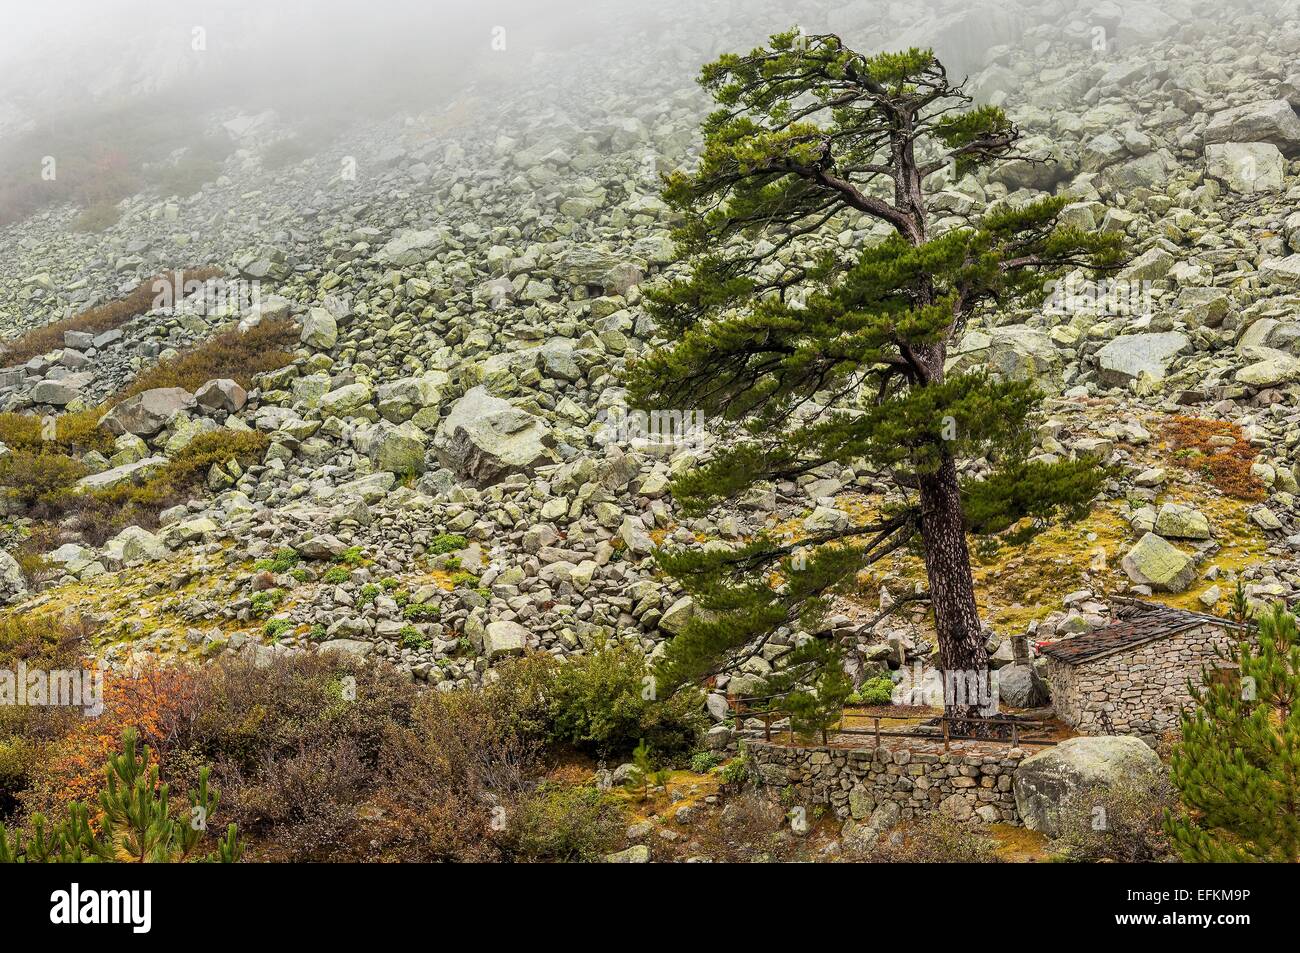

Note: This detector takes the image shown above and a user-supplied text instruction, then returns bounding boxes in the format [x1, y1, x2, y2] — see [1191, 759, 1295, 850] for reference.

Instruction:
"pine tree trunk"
[918, 452, 990, 731]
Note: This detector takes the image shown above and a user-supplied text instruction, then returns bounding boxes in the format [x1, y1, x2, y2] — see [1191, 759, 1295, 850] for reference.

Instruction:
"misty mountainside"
[1, 0, 1300, 863]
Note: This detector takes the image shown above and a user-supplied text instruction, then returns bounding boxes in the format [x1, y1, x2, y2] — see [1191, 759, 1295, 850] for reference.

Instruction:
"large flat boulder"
[1098, 148, 1177, 194]
[947, 326, 1062, 391]
[318, 638, 375, 661]
[75, 456, 169, 492]
[319, 381, 373, 418]
[1205, 142, 1285, 193]
[1204, 99, 1300, 153]
[1260, 255, 1300, 287]
[1095, 332, 1189, 387]
[195, 378, 247, 413]
[104, 526, 169, 566]
[1121, 532, 1196, 592]
[433, 386, 554, 485]
[30, 378, 83, 406]
[1013, 736, 1163, 836]
[1235, 345, 1300, 387]
[366, 420, 428, 476]
[377, 229, 447, 266]
[299, 307, 338, 350]
[1154, 502, 1210, 540]
[483, 620, 529, 659]
[100, 388, 196, 436]
[553, 247, 643, 294]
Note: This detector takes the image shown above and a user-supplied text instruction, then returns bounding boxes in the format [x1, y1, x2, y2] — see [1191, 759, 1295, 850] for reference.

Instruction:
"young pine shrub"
[0, 728, 242, 863]
[1166, 602, 1300, 861]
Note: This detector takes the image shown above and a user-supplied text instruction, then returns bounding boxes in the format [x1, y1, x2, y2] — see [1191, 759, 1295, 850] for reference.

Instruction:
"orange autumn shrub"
[1163, 417, 1266, 501]
[22, 663, 196, 816]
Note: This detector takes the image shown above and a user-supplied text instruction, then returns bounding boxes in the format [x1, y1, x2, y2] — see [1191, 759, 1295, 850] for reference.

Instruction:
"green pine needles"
[1167, 603, 1300, 862]
[630, 30, 1124, 707]
[0, 728, 243, 863]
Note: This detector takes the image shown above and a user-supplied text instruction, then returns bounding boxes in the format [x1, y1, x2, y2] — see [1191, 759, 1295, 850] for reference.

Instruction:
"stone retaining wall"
[748, 738, 1029, 825]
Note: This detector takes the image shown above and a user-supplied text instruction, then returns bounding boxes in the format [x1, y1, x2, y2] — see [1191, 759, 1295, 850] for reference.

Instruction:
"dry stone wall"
[748, 739, 1029, 826]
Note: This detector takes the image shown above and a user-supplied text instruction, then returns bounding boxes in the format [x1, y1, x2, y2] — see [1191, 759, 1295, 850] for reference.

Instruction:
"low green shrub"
[334, 547, 365, 565]
[848, 674, 895, 706]
[428, 534, 467, 555]
[250, 589, 285, 618]
[255, 548, 301, 574]
[719, 752, 750, 786]
[263, 619, 294, 640]
[546, 641, 705, 762]
[403, 603, 440, 622]
[690, 751, 722, 773]
[399, 627, 430, 650]
[507, 784, 623, 862]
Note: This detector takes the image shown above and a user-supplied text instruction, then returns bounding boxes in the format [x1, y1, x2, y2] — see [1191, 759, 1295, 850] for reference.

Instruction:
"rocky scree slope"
[1, 0, 1300, 712]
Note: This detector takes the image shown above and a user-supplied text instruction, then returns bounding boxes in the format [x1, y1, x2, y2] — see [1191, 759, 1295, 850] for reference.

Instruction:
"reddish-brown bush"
[0, 267, 224, 367]
[1163, 417, 1266, 501]
[111, 317, 298, 401]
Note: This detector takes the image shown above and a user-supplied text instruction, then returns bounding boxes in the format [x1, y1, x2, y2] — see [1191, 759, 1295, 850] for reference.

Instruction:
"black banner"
[0, 861, 1281, 940]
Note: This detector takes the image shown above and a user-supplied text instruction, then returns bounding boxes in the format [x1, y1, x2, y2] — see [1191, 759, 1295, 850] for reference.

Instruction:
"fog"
[0, 0, 1287, 222]
[0, 1, 699, 124]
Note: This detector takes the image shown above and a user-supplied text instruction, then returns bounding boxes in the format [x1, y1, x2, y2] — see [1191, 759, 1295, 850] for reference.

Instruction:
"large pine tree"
[629, 32, 1123, 723]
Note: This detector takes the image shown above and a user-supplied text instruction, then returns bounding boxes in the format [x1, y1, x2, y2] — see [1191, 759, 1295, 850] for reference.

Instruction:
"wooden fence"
[728, 692, 1055, 750]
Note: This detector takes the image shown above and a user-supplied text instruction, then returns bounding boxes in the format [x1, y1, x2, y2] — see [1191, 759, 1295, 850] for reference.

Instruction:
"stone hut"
[1039, 601, 1247, 737]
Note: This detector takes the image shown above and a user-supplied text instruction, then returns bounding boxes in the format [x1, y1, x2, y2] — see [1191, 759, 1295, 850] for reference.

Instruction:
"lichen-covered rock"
[1013, 736, 1163, 836]
[0, 548, 27, 600]
[1095, 332, 1188, 387]
[433, 386, 554, 484]
[1121, 532, 1197, 592]
[1205, 142, 1285, 193]
[195, 378, 248, 413]
[1153, 503, 1210, 540]
[299, 307, 338, 350]
[366, 420, 428, 476]
[1204, 99, 1300, 152]
[483, 620, 529, 659]
[100, 388, 196, 436]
